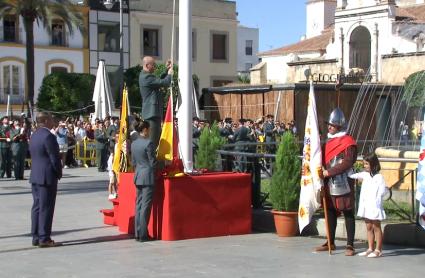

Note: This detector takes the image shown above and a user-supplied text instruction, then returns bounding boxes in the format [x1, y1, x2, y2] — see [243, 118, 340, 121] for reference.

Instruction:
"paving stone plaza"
[0, 168, 423, 277]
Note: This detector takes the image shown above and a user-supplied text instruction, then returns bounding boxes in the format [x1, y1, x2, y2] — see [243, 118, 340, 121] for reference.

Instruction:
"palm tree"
[0, 0, 85, 114]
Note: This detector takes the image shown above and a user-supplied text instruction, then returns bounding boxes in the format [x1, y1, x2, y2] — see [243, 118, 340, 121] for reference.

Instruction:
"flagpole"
[322, 187, 332, 255]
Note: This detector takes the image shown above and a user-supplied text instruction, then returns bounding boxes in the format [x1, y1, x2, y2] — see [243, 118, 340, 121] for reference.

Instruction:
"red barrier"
[103, 172, 252, 241]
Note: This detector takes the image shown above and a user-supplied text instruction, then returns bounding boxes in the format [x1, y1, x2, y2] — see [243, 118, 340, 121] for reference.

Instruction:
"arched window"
[349, 26, 371, 72]
[0, 59, 25, 104]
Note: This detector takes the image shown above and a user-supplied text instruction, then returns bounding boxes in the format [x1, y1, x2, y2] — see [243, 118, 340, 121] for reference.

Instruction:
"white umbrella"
[92, 60, 113, 123]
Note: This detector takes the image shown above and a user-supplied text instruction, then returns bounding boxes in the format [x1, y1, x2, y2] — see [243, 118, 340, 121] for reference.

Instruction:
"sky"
[235, 0, 306, 52]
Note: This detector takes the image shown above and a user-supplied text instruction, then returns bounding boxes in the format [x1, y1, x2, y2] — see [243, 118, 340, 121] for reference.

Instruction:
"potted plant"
[270, 131, 301, 237]
[195, 123, 226, 171]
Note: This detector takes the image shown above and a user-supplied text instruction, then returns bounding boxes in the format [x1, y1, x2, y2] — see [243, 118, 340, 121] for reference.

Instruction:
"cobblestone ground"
[0, 168, 424, 278]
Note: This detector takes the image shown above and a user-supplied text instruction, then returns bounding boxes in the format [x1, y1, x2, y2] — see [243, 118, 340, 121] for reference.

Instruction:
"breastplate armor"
[327, 156, 351, 196]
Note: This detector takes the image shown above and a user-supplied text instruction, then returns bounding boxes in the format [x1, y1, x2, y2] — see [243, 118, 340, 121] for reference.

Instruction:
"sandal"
[367, 249, 383, 258]
[358, 249, 373, 257]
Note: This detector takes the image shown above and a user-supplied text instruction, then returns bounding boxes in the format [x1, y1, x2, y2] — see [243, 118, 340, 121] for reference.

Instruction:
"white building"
[0, 2, 89, 109]
[88, 0, 130, 96]
[237, 24, 259, 76]
[129, 0, 238, 91]
[253, 0, 425, 85]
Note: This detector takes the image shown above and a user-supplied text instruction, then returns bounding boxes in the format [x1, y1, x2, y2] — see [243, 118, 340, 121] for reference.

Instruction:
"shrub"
[37, 72, 95, 116]
[195, 123, 226, 170]
[270, 131, 301, 211]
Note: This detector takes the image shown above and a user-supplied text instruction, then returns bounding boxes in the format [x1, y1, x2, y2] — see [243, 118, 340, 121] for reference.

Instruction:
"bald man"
[139, 56, 173, 149]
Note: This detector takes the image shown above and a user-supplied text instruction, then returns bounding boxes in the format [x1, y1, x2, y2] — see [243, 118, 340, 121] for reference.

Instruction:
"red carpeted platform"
[102, 172, 252, 241]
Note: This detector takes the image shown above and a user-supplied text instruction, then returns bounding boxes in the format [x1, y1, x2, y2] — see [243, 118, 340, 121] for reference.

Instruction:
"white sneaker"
[108, 194, 115, 200]
[358, 249, 373, 257]
[64, 165, 69, 169]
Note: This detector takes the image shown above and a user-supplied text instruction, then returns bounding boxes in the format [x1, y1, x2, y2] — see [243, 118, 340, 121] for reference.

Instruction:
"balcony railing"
[0, 88, 25, 105]
[0, 26, 22, 43]
[51, 31, 69, 47]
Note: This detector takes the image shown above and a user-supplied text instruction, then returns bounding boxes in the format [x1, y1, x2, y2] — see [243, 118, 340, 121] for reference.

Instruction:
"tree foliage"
[403, 70, 425, 108]
[37, 72, 95, 116]
[195, 123, 227, 170]
[0, 0, 86, 108]
[270, 131, 301, 211]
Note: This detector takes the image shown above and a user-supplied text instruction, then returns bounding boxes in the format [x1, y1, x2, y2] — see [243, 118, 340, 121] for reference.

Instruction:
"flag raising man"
[298, 81, 323, 233]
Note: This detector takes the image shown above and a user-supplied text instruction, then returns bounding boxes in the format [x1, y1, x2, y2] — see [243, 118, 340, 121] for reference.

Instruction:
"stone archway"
[349, 26, 371, 72]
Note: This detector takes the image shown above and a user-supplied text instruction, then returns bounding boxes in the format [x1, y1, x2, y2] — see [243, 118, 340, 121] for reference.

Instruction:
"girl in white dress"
[349, 152, 387, 258]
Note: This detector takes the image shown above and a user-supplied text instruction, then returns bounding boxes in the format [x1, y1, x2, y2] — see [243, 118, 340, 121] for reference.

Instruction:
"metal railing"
[215, 141, 420, 224]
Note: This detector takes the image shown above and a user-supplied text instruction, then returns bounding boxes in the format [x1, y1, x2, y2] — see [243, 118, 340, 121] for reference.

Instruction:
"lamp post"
[102, 0, 125, 106]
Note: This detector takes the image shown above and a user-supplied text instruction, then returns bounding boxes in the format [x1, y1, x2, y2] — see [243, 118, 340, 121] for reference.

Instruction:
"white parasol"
[92, 60, 113, 123]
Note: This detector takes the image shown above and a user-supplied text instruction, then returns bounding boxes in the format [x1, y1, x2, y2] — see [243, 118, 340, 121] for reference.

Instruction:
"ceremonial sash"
[324, 135, 356, 165]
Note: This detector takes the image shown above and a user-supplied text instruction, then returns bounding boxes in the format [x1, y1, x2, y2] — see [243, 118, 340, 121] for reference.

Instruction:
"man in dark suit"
[29, 112, 63, 248]
[139, 56, 173, 149]
[0, 116, 12, 178]
[131, 121, 157, 242]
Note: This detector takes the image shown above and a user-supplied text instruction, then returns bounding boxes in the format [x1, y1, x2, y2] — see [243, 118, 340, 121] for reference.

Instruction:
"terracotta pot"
[272, 210, 299, 237]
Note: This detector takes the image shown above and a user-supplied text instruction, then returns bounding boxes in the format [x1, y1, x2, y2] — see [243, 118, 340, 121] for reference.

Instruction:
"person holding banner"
[139, 56, 173, 149]
[315, 108, 357, 256]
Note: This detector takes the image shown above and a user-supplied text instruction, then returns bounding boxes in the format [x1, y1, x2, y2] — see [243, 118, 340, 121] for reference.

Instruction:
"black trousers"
[327, 207, 355, 247]
[31, 183, 57, 243]
[134, 185, 154, 239]
[0, 147, 11, 178]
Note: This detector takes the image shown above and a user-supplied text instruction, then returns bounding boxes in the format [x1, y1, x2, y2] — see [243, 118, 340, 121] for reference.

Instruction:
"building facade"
[253, 0, 425, 85]
[88, 0, 130, 97]
[129, 0, 238, 91]
[0, 2, 89, 109]
[237, 24, 259, 76]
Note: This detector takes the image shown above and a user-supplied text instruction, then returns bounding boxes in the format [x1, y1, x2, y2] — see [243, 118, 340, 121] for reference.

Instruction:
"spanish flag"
[157, 95, 177, 161]
[112, 86, 130, 175]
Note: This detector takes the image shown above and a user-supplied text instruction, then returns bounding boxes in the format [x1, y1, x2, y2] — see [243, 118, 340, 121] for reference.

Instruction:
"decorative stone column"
[339, 27, 345, 74]
[374, 23, 379, 82]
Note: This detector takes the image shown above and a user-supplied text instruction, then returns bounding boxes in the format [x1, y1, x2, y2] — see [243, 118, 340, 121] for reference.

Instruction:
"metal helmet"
[327, 108, 346, 128]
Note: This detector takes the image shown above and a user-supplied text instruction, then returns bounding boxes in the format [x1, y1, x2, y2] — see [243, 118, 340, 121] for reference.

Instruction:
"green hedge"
[37, 72, 95, 116]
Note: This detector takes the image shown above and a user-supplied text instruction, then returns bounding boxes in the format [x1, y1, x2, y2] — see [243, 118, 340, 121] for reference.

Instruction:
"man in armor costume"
[315, 108, 357, 256]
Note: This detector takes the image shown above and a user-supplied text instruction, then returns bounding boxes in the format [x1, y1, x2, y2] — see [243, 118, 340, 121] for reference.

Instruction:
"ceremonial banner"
[416, 113, 425, 230]
[298, 81, 323, 232]
[157, 95, 177, 161]
[112, 87, 130, 175]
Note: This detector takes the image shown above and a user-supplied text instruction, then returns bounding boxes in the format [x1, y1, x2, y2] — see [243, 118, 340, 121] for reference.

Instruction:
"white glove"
[6, 138, 11, 142]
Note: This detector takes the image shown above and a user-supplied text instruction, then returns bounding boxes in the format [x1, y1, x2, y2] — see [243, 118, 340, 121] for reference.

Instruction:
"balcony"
[0, 88, 25, 105]
[0, 26, 22, 44]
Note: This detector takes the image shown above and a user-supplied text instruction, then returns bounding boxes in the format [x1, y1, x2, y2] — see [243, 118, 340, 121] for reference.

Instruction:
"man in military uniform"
[10, 119, 28, 180]
[315, 108, 357, 256]
[139, 56, 173, 149]
[94, 121, 108, 172]
[263, 114, 276, 169]
[0, 116, 12, 178]
[105, 117, 117, 153]
[233, 119, 250, 172]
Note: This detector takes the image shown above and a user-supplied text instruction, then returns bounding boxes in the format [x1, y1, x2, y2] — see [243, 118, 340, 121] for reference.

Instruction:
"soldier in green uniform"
[10, 119, 28, 180]
[95, 120, 108, 172]
[105, 117, 118, 153]
[0, 116, 12, 178]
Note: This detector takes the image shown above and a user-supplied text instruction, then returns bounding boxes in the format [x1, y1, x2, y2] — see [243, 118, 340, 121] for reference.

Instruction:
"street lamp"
[102, 0, 125, 107]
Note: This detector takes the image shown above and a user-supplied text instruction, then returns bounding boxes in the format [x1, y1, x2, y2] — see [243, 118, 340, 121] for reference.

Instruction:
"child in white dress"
[349, 152, 387, 258]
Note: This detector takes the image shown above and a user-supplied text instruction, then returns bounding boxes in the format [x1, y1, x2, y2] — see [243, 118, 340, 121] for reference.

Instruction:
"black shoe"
[139, 236, 155, 242]
[32, 240, 39, 247]
[39, 240, 62, 248]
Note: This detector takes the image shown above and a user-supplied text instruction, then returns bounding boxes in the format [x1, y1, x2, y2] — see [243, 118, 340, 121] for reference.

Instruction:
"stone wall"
[381, 52, 425, 84]
[287, 59, 339, 83]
